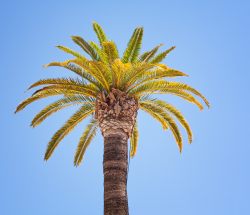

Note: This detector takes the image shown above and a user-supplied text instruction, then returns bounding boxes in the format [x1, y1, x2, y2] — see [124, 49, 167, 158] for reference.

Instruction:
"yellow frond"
[143, 99, 193, 143]
[74, 118, 98, 166]
[102, 41, 119, 63]
[120, 62, 155, 90]
[31, 96, 94, 127]
[71, 36, 99, 60]
[130, 122, 139, 157]
[139, 44, 163, 62]
[150, 46, 176, 64]
[44, 105, 94, 160]
[56, 45, 88, 61]
[15, 87, 95, 113]
[139, 102, 168, 130]
[128, 80, 209, 108]
[140, 101, 183, 152]
[70, 59, 110, 91]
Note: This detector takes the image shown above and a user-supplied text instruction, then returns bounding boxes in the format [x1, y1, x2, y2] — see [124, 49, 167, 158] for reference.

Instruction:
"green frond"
[110, 59, 129, 88]
[32, 84, 98, 98]
[130, 28, 143, 63]
[31, 96, 95, 127]
[74, 118, 98, 166]
[122, 27, 143, 63]
[121, 62, 155, 90]
[89, 41, 109, 64]
[128, 80, 210, 108]
[44, 61, 103, 90]
[66, 63, 103, 90]
[71, 36, 99, 60]
[44, 61, 68, 68]
[69, 59, 110, 91]
[15, 87, 95, 113]
[130, 122, 139, 157]
[139, 44, 163, 62]
[28, 77, 84, 89]
[102, 41, 119, 63]
[56, 45, 88, 61]
[139, 103, 168, 130]
[144, 99, 193, 143]
[29, 78, 98, 96]
[150, 46, 176, 64]
[140, 102, 183, 152]
[92, 22, 108, 47]
[89, 61, 112, 88]
[44, 105, 94, 160]
[128, 68, 188, 90]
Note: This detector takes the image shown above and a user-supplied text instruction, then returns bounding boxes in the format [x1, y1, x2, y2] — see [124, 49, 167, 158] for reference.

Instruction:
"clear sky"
[1, 0, 250, 214]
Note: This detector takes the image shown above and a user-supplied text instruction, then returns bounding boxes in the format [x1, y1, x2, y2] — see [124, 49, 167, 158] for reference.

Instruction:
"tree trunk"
[103, 131, 129, 215]
[95, 88, 138, 215]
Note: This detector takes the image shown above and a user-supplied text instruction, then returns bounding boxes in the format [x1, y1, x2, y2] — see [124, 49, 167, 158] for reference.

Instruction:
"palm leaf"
[31, 96, 95, 127]
[139, 44, 163, 62]
[69, 59, 110, 91]
[143, 99, 193, 143]
[56, 45, 88, 61]
[128, 80, 210, 107]
[102, 41, 119, 63]
[71, 36, 98, 60]
[74, 118, 98, 166]
[15, 87, 95, 113]
[130, 122, 139, 157]
[140, 102, 183, 152]
[122, 27, 143, 63]
[127, 68, 188, 90]
[92, 22, 108, 47]
[44, 104, 94, 160]
[150, 46, 175, 64]
[44, 61, 103, 90]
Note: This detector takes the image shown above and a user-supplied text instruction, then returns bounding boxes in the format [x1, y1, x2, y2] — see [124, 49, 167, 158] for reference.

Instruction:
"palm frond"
[139, 103, 168, 130]
[32, 85, 98, 98]
[92, 22, 108, 47]
[15, 87, 95, 113]
[130, 122, 139, 157]
[140, 102, 183, 152]
[69, 59, 110, 91]
[122, 27, 143, 63]
[127, 68, 188, 90]
[143, 99, 193, 143]
[102, 41, 119, 63]
[29, 78, 98, 96]
[44, 61, 103, 90]
[74, 118, 98, 166]
[44, 104, 94, 160]
[71, 36, 99, 60]
[128, 80, 210, 108]
[150, 46, 175, 64]
[31, 96, 95, 127]
[139, 44, 163, 62]
[121, 63, 155, 90]
[28, 77, 84, 89]
[89, 61, 112, 88]
[110, 59, 129, 88]
[56, 45, 88, 61]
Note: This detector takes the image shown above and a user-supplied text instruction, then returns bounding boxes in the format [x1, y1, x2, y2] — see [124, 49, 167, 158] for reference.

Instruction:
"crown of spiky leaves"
[15, 22, 209, 166]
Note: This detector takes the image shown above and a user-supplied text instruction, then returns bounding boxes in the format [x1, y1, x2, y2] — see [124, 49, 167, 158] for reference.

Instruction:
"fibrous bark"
[95, 88, 138, 215]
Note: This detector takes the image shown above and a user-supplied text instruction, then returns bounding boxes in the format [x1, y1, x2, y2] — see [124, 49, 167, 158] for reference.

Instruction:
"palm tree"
[15, 22, 209, 215]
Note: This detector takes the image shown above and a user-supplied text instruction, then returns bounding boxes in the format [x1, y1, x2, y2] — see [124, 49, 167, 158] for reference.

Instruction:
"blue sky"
[1, 0, 250, 214]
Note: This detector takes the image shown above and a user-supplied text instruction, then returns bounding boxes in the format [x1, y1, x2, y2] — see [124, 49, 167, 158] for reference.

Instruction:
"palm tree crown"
[15, 22, 209, 166]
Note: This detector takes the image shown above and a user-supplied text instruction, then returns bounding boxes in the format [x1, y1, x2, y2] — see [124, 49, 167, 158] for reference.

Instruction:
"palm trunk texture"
[95, 88, 138, 215]
[104, 133, 129, 214]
